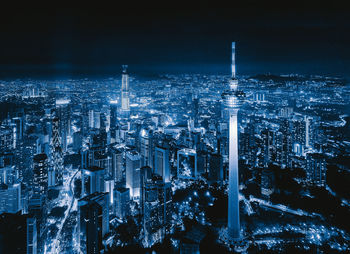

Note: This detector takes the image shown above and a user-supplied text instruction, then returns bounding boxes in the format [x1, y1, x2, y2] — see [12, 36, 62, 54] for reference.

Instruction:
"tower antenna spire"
[231, 42, 236, 79]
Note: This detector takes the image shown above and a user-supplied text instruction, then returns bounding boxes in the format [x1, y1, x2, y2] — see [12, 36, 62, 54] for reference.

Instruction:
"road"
[325, 185, 350, 208]
[47, 169, 79, 253]
[248, 196, 322, 218]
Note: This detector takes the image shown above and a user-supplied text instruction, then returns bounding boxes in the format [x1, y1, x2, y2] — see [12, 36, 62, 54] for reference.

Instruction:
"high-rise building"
[292, 116, 306, 147]
[0, 182, 21, 214]
[154, 146, 170, 183]
[50, 117, 64, 186]
[0, 214, 35, 254]
[111, 148, 124, 184]
[120, 65, 130, 118]
[306, 153, 327, 187]
[192, 93, 199, 125]
[0, 125, 14, 151]
[81, 166, 105, 197]
[114, 187, 130, 220]
[109, 101, 119, 143]
[55, 99, 71, 152]
[73, 131, 82, 152]
[81, 103, 89, 136]
[208, 153, 223, 182]
[104, 178, 114, 207]
[93, 111, 101, 129]
[142, 174, 172, 248]
[26, 217, 37, 254]
[12, 117, 24, 141]
[78, 192, 109, 254]
[277, 119, 292, 168]
[221, 42, 245, 240]
[0, 151, 14, 169]
[196, 150, 207, 175]
[81, 145, 111, 173]
[93, 152, 112, 176]
[110, 100, 118, 129]
[31, 153, 49, 207]
[0, 165, 18, 185]
[140, 129, 153, 168]
[261, 128, 276, 167]
[305, 116, 311, 148]
[125, 151, 141, 198]
[89, 109, 95, 129]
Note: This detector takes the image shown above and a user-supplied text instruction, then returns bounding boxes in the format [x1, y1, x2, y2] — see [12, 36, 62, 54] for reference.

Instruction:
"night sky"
[1, 1, 349, 77]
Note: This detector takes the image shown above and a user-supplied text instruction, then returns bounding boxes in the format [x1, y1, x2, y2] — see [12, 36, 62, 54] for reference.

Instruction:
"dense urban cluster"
[0, 55, 349, 253]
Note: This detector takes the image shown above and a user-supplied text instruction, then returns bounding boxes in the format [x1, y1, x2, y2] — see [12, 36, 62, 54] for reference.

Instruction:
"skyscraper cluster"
[0, 43, 349, 253]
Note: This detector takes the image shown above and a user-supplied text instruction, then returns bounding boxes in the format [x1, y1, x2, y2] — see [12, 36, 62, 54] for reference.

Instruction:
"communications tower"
[222, 42, 245, 240]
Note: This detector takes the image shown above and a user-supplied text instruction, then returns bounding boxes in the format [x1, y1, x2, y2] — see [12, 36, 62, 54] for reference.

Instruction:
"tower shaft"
[228, 109, 240, 239]
[222, 42, 244, 240]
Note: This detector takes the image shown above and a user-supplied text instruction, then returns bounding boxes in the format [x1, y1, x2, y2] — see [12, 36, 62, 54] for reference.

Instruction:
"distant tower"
[222, 42, 245, 239]
[120, 65, 130, 118]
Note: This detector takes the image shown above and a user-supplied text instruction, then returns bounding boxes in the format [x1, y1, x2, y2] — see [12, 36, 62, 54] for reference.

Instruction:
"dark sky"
[1, 1, 350, 76]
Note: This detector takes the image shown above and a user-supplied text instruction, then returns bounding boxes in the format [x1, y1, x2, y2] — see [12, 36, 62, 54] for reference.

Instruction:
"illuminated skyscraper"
[88, 109, 94, 129]
[104, 178, 114, 207]
[111, 148, 124, 184]
[142, 174, 172, 247]
[120, 65, 130, 118]
[155, 146, 170, 183]
[222, 42, 245, 240]
[261, 128, 275, 167]
[81, 166, 105, 197]
[55, 99, 71, 152]
[50, 117, 64, 186]
[31, 153, 49, 208]
[140, 129, 153, 168]
[306, 153, 326, 186]
[110, 100, 118, 128]
[12, 117, 23, 141]
[93, 111, 101, 129]
[125, 151, 141, 198]
[0, 182, 21, 214]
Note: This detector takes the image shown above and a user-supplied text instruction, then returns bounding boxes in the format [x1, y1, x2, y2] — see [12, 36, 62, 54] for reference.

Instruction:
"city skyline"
[0, 3, 349, 254]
